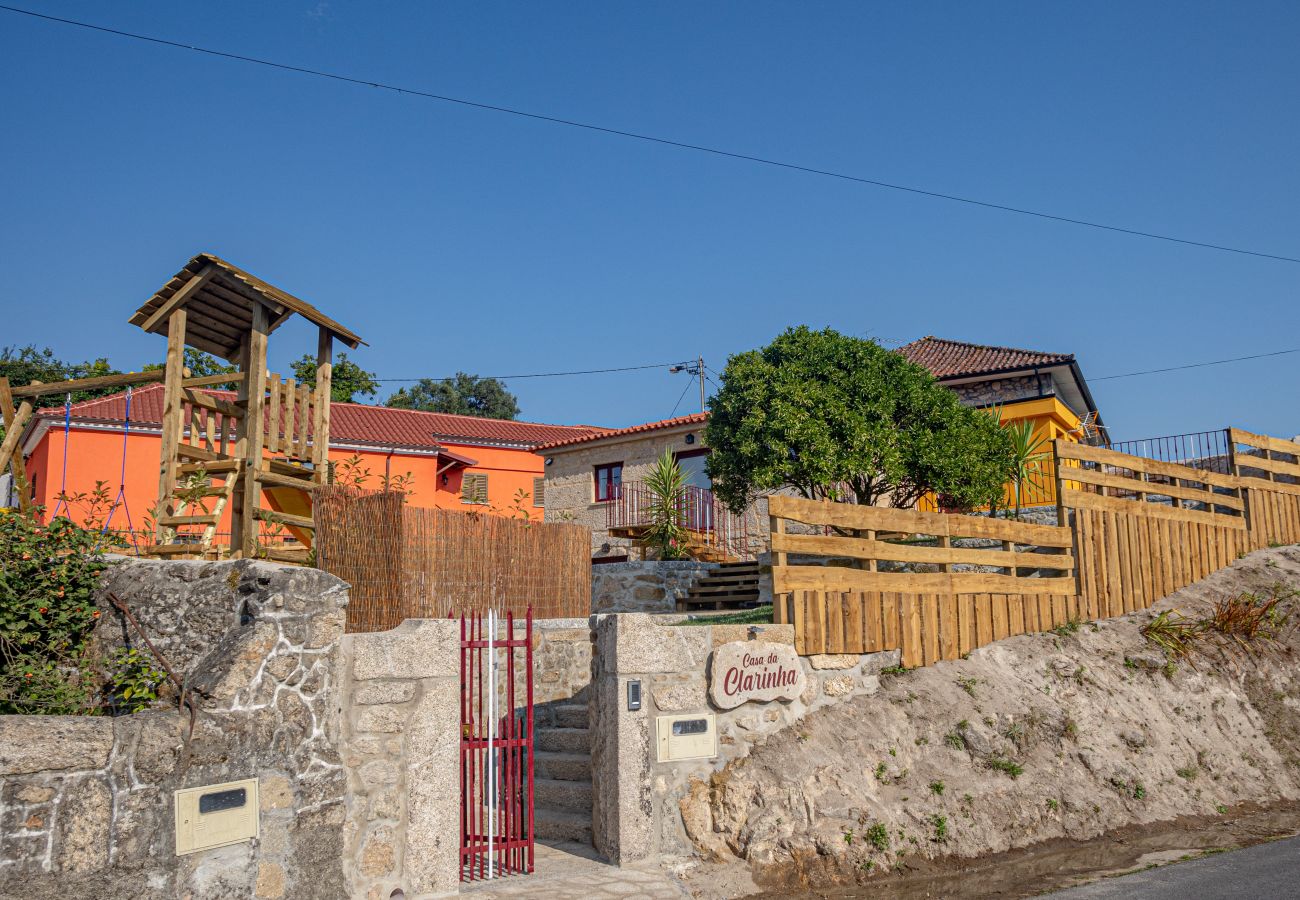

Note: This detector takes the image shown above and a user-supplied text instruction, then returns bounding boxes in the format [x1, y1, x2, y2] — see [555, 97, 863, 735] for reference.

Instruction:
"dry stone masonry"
[0, 558, 350, 900]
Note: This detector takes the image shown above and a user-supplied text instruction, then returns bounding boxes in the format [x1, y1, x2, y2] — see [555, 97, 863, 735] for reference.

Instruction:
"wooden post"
[239, 304, 270, 559]
[770, 510, 787, 623]
[154, 308, 187, 541]
[0, 377, 33, 513]
[313, 328, 333, 480]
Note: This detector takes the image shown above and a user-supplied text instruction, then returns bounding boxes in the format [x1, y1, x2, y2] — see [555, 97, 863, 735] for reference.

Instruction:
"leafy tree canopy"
[704, 326, 1014, 512]
[0, 345, 120, 407]
[144, 348, 236, 379]
[385, 373, 519, 420]
[290, 352, 379, 403]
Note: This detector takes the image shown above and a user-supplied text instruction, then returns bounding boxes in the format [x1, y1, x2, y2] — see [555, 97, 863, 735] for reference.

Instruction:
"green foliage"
[672, 605, 773, 626]
[0, 514, 112, 714]
[290, 351, 379, 403]
[0, 345, 121, 411]
[987, 757, 1024, 778]
[992, 409, 1051, 517]
[865, 822, 889, 852]
[144, 348, 236, 380]
[704, 327, 1013, 513]
[643, 449, 690, 560]
[929, 780, 945, 795]
[1045, 797, 1060, 811]
[386, 372, 519, 420]
[108, 647, 165, 713]
[930, 814, 948, 842]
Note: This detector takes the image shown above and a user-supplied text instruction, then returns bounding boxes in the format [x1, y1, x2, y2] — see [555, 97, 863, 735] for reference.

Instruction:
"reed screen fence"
[314, 486, 591, 632]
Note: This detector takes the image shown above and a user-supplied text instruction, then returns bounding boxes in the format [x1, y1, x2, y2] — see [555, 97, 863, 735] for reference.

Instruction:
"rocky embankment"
[680, 545, 1300, 890]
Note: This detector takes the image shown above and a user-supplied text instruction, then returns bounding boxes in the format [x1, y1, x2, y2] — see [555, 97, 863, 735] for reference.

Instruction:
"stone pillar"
[588, 613, 712, 864]
[342, 619, 460, 898]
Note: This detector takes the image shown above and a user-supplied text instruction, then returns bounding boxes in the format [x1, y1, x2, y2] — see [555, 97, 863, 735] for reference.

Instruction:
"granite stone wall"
[589, 613, 898, 864]
[947, 374, 1047, 407]
[0, 558, 350, 900]
[591, 561, 719, 613]
[338, 619, 460, 899]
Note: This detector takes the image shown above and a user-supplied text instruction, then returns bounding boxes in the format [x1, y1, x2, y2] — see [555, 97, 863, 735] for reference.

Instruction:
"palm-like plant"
[1004, 419, 1051, 518]
[643, 449, 690, 560]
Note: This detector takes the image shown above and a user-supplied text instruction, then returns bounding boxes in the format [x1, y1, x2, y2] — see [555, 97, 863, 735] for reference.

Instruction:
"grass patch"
[672, 605, 773, 626]
[988, 757, 1024, 778]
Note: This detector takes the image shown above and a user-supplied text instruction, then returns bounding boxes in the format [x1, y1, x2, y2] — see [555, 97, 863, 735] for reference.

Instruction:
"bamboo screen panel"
[314, 486, 592, 632]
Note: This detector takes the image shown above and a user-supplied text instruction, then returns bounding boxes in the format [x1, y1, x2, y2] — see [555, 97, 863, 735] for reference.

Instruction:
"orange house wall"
[19, 427, 547, 531]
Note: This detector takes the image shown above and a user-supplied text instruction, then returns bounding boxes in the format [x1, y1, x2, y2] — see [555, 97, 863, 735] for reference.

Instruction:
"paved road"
[1044, 834, 1300, 899]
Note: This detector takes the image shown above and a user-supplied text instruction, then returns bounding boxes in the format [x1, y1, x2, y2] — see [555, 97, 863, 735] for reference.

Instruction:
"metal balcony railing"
[605, 482, 751, 560]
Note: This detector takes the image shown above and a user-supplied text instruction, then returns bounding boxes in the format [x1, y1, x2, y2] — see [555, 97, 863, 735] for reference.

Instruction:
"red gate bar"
[459, 608, 534, 881]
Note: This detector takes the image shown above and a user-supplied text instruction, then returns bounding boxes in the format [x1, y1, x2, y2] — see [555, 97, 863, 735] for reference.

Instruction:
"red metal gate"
[460, 609, 534, 881]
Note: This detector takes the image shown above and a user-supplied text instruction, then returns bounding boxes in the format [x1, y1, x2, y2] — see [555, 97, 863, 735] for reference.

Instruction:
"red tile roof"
[534, 412, 708, 451]
[897, 336, 1074, 380]
[32, 383, 606, 451]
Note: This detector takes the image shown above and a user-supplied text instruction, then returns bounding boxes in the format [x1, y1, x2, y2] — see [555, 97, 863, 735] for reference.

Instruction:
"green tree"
[386, 373, 519, 420]
[704, 327, 1014, 512]
[0, 345, 120, 407]
[143, 348, 236, 379]
[290, 352, 379, 403]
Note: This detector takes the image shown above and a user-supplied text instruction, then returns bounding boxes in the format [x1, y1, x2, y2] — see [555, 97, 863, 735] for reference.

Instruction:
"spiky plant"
[643, 449, 690, 560]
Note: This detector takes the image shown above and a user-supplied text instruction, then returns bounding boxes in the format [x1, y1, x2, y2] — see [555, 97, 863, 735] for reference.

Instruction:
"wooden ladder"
[148, 461, 241, 558]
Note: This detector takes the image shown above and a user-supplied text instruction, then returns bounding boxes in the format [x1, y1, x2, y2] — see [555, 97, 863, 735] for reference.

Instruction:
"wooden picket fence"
[774, 427, 1300, 665]
[770, 495, 1076, 664]
[1231, 429, 1300, 549]
[314, 486, 592, 632]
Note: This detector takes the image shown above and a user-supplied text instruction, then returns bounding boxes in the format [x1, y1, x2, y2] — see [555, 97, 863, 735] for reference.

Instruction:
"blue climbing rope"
[48, 393, 72, 520]
[101, 387, 140, 555]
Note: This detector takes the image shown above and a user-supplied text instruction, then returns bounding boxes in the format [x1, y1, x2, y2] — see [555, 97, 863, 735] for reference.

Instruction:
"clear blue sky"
[1, 2, 1297, 438]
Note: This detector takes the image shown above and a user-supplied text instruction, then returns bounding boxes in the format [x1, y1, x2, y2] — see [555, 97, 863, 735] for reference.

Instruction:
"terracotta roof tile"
[534, 412, 709, 451]
[897, 336, 1074, 379]
[32, 383, 605, 450]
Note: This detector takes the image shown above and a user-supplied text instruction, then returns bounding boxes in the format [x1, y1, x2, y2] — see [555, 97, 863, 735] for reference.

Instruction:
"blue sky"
[1, 2, 1297, 438]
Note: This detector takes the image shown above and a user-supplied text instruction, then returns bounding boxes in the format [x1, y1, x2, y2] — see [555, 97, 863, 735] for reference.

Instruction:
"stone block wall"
[947, 374, 1046, 407]
[0, 558, 350, 900]
[591, 561, 720, 613]
[589, 613, 898, 865]
[338, 619, 460, 899]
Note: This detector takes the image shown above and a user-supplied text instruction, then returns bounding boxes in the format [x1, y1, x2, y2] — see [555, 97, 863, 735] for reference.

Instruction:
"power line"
[1093, 347, 1300, 381]
[4, 4, 1298, 266]
[668, 377, 696, 419]
[373, 361, 686, 383]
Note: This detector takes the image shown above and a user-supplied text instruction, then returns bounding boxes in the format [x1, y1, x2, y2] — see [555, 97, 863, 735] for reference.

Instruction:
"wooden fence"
[770, 495, 1076, 663]
[1231, 429, 1300, 549]
[774, 427, 1300, 665]
[1057, 440, 1249, 619]
[314, 486, 592, 632]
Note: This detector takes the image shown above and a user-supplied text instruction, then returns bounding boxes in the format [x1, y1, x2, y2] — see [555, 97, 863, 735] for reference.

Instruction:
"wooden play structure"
[0, 253, 363, 562]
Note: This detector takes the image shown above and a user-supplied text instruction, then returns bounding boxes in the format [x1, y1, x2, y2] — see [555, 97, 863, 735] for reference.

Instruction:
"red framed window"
[594, 462, 623, 502]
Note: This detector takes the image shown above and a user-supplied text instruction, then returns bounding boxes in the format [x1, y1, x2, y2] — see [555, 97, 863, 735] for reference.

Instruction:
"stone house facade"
[535, 337, 1101, 560]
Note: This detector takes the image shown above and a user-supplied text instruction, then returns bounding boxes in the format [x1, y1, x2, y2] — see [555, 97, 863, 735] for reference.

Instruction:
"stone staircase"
[677, 560, 763, 612]
[532, 699, 593, 845]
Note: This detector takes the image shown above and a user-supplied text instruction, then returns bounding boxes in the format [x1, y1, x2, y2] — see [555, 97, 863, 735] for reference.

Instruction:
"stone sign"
[709, 640, 805, 710]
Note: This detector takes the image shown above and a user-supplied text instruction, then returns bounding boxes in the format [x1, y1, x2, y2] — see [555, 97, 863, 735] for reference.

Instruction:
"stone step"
[534, 809, 593, 844]
[533, 751, 591, 782]
[534, 726, 590, 754]
[534, 777, 593, 814]
[688, 581, 760, 595]
[551, 703, 589, 730]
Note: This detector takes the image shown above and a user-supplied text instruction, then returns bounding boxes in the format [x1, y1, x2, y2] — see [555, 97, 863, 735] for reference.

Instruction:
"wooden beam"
[239, 304, 270, 560]
[140, 265, 217, 334]
[154, 308, 188, 541]
[0, 378, 33, 512]
[10, 369, 167, 399]
[0, 401, 33, 486]
[312, 328, 333, 474]
[181, 388, 241, 419]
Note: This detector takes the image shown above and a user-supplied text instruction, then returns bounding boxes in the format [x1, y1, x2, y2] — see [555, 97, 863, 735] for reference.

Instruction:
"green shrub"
[0, 514, 115, 714]
[108, 647, 166, 713]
